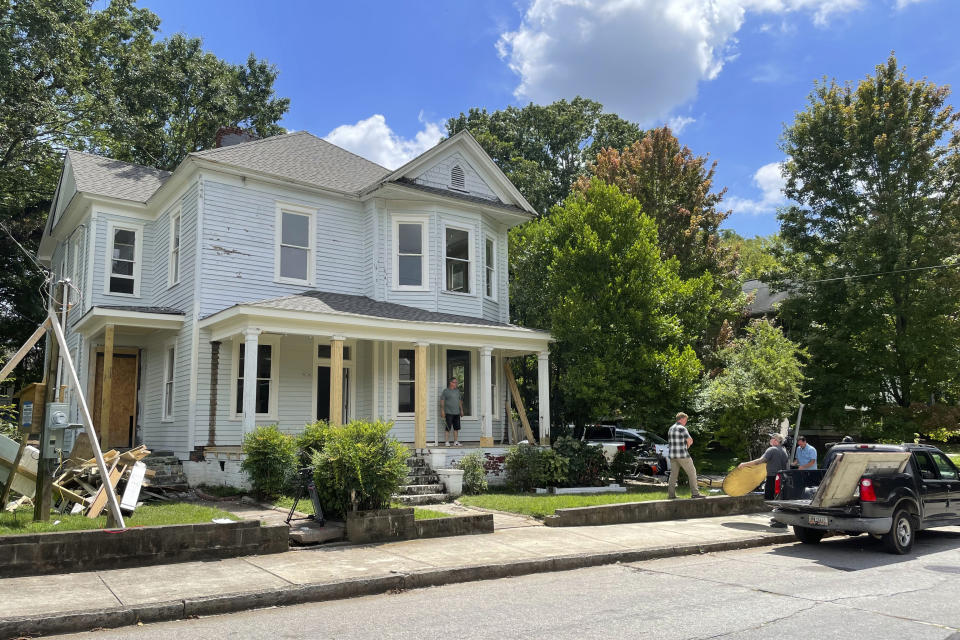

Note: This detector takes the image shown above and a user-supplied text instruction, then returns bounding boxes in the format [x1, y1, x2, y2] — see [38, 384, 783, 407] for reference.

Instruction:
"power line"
[800, 261, 960, 285]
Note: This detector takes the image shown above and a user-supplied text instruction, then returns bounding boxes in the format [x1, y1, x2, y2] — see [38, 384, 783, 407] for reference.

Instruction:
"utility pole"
[34, 281, 64, 521]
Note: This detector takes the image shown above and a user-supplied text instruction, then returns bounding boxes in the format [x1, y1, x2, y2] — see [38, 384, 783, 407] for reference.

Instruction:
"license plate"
[808, 515, 828, 526]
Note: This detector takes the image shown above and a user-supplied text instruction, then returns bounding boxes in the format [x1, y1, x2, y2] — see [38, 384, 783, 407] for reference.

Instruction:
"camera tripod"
[286, 467, 325, 526]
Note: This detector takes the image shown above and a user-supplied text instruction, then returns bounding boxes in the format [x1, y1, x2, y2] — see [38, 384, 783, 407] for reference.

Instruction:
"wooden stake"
[34, 282, 64, 522]
[503, 358, 536, 443]
[0, 319, 50, 383]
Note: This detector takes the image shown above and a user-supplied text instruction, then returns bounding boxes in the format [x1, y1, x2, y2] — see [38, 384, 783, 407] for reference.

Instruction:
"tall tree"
[777, 54, 960, 424]
[0, 0, 289, 378]
[578, 126, 733, 280]
[446, 97, 643, 215]
[719, 231, 786, 281]
[517, 180, 718, 427]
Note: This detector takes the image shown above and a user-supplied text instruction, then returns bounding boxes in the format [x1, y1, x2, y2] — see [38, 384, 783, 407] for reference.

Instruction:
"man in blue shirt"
[794, 436, 817, 470]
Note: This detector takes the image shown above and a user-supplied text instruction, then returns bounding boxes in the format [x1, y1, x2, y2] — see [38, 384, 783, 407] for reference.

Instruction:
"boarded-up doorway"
[92, 350, 139, 449]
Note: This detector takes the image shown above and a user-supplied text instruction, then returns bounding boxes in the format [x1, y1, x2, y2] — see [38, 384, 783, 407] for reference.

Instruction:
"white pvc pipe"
[48, 310, 125, 528]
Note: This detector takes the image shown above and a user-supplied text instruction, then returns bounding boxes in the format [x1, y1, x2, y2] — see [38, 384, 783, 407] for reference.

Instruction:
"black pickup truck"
[767, 443, 960, 554]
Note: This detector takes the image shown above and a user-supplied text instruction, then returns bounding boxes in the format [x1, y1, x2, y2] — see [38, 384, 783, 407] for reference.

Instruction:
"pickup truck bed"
[767, 443, 960, 554]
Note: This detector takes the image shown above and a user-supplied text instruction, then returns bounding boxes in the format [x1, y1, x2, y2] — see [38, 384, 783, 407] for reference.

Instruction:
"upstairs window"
[393, 217, 428, 290]
[168, 210, 181, 287]
[445, 226, 471, 294]
[106, 222, 141, 296]
[485, 236, 496, 299]
[450, 165, 466, 191]
[275, 204, 314, 284]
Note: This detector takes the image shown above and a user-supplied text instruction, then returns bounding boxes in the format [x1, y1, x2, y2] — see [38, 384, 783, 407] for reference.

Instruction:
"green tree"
[719, 231, 786, 281]
[445, 97, 643, 215]
[522, 180, 716, 427]
[777, 54, 960, 425]
[0, 0, 289, 378]
[697, 319, 807, 458]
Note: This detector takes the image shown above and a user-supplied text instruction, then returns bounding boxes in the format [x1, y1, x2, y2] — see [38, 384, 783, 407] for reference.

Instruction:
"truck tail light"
[774, 473, 782, 496]
[617, 444, 626, 452]
[859, 478, 876, 502]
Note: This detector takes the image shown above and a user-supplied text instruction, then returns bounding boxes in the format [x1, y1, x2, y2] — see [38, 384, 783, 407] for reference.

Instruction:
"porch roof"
[73, 305, 185, 338]
[199, 290, 551, 351]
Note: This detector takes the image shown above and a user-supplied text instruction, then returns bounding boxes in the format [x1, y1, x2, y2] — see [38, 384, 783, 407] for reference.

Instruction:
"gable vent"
[450, 165, 466, 191]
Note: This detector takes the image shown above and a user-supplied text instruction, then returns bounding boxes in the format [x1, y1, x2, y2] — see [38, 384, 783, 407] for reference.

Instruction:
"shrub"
[454, 451, 488, 494]
[608, 449, 637, 484]
[504, 444, 568, 491]
[311, 420, 409, 516]
[295, 420, 333, 466]
[240, 425, 296, 498]
[552, 436, 608, 486]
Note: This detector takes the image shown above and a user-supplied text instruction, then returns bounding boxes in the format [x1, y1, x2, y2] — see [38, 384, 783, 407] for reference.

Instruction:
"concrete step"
[392, 493, 449, 505]
[404, 474, 440, 485]
[397, 483, 445, 495]
[144, 456, 180, 466]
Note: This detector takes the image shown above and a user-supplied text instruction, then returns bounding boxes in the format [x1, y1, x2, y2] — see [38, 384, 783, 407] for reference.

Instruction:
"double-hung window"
[275, 204, 314, 284]
[106, 222, 141, 296]
[168, 210, 181, 287]
[444, 226, 471, 294]
[393, 217, 428, 290]
[235, 342, 275, 416]
[485, 236, 496, 299]
[397, 349, 416, 413]
[162, 345, 176, 421]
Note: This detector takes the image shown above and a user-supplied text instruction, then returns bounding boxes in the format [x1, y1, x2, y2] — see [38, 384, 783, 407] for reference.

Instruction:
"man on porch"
[440, 377, 464, 447]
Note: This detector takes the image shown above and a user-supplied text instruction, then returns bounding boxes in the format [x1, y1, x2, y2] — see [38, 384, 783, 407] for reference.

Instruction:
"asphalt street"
[52, 528, 960, 640]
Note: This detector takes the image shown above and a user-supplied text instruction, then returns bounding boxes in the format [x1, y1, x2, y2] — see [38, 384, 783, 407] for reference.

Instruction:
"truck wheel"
[793, 526, 824, 544]
[882, 508, 915, 555]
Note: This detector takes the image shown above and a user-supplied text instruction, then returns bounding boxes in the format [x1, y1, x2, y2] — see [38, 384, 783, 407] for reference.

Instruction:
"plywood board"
[86, 464, 124, 518]
[810, 452, 911, 508]
[92, 352, 138, 450]
[722, 463, 767, 496]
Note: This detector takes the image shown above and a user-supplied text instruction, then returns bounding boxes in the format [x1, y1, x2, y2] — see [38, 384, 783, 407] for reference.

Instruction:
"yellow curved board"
[722, 463, 767, 496]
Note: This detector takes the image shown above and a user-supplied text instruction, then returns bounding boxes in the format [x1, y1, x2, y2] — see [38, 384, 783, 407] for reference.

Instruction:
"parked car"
[768, 443, 960, 554]
[572, 424, 663, 472]
[621, 429, 670, 473]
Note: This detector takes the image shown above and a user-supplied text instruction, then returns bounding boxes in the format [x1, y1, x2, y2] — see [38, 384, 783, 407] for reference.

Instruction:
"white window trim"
[103, 220, 143, 298]
[441, 222, 475, 297]
[391, 215, 430, 292]
[161, 340, 176, 422]
[167, 208, 182, 288]
[229, 334, 280, 421]
[70, 231, 83, 309]
[443, 346, 477, 419]
[274, 202, 316, 286]
[484, 235, 497, 301]
[310, 337, 357, 423]
[394, 345, 418, 417]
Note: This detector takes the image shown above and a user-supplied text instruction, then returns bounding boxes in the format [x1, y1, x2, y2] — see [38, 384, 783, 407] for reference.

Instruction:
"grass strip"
[459, 487, 704, 518]
[0, 503, 240, 536]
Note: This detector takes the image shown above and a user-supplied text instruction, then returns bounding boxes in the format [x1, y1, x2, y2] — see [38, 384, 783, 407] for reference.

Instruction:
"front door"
[316, 367, 350, 423]
[913, 451, 950, 520]
[91, 352, 138, 449]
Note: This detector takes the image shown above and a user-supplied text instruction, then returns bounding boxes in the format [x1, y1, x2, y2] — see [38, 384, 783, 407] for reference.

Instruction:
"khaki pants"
[667, 457, 701, 498]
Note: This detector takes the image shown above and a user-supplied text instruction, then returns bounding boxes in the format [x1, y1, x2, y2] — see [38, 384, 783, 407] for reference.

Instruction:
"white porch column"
[242, 328, 261, 433]
[329, 336, 344, 426]
[537, 350, 550, 446]
[479, 346, 494, 446]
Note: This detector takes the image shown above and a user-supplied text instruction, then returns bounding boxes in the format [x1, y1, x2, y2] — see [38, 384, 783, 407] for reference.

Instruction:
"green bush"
[552, 436, 608, 487]
[295, 420, 333, 466]
[311, 420, 409, 516]
[504, 444, 568, 491]
[454, 451, 488, 494]
[240, 425, 296, 498]
[608, 449, 637, 484]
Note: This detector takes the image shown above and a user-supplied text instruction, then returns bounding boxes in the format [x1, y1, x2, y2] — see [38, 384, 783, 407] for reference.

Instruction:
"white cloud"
[324, 113, 443, 170]
[497, 0, 891, 124]
[667, 115, 696, 133]
[727, 161, 787, 215]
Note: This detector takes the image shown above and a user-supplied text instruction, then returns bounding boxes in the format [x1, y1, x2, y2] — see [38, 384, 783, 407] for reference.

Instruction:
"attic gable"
[410, 151, 499, 202]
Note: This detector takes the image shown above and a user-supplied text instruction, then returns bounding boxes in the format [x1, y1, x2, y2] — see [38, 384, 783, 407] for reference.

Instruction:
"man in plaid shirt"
[667, 412, 704, 499]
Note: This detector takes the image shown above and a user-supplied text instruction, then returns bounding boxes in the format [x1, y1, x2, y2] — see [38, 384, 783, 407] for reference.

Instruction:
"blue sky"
[136, 0, 959, 237]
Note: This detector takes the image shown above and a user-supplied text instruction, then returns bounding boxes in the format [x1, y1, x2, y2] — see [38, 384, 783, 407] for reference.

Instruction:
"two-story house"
[37, 130, 552, 486]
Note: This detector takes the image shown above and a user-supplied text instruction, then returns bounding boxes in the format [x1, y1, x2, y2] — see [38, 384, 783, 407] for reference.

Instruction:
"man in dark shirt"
[738, 432, 789, 501]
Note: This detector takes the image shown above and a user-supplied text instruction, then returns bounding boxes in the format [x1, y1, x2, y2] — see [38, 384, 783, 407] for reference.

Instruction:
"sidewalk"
[0, 512, 795, 638]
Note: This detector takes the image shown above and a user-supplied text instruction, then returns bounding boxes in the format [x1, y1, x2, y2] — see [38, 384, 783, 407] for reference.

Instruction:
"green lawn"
[272, 495, 447, 521]
[0, 503, 240, 536]
[459, 487, 703, 518]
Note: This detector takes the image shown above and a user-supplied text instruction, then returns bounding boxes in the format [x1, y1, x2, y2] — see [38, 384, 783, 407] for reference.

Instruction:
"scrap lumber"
[86, 464, 124, 518]
[0, 434, 40, 498]
[0, 433, 29, 507]
[120, 461, 147, 513]
[503, 359, 536, 442]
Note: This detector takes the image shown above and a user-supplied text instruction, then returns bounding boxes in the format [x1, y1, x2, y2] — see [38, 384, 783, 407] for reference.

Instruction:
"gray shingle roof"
[96, 305, 185, 315]
[192, 131, 390, 194]
[742, 279, 790, 315]
[240, 290, 538, 330]
[67, 151, 171, 203]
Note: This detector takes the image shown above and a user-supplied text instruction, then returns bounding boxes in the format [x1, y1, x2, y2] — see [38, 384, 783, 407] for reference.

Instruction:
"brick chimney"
[215, 126, 258, 148]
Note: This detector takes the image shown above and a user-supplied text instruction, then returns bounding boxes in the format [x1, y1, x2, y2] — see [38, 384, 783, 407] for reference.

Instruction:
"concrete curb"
[0, 532, 795, 638]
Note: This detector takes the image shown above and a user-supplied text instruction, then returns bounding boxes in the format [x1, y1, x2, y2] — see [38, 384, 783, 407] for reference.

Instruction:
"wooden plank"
[503, 359, 536, 443]
[811, 452, 911, 508]
[414, 343, 428, 449]
[330, 338, 344, 426]
[86, 464, 123, 518]
[53, 483, 91, 505]
[120, 462, 146, 512]
[65, 432, 94, 466]
[118, 445, 150, 465]
[0, 320, 50, 383]
[504, 388, 518, 444]
[99, 324, 115, 449]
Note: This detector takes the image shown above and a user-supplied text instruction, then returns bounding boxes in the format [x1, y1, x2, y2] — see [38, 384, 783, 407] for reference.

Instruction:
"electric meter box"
[43, 402, 78, 458]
